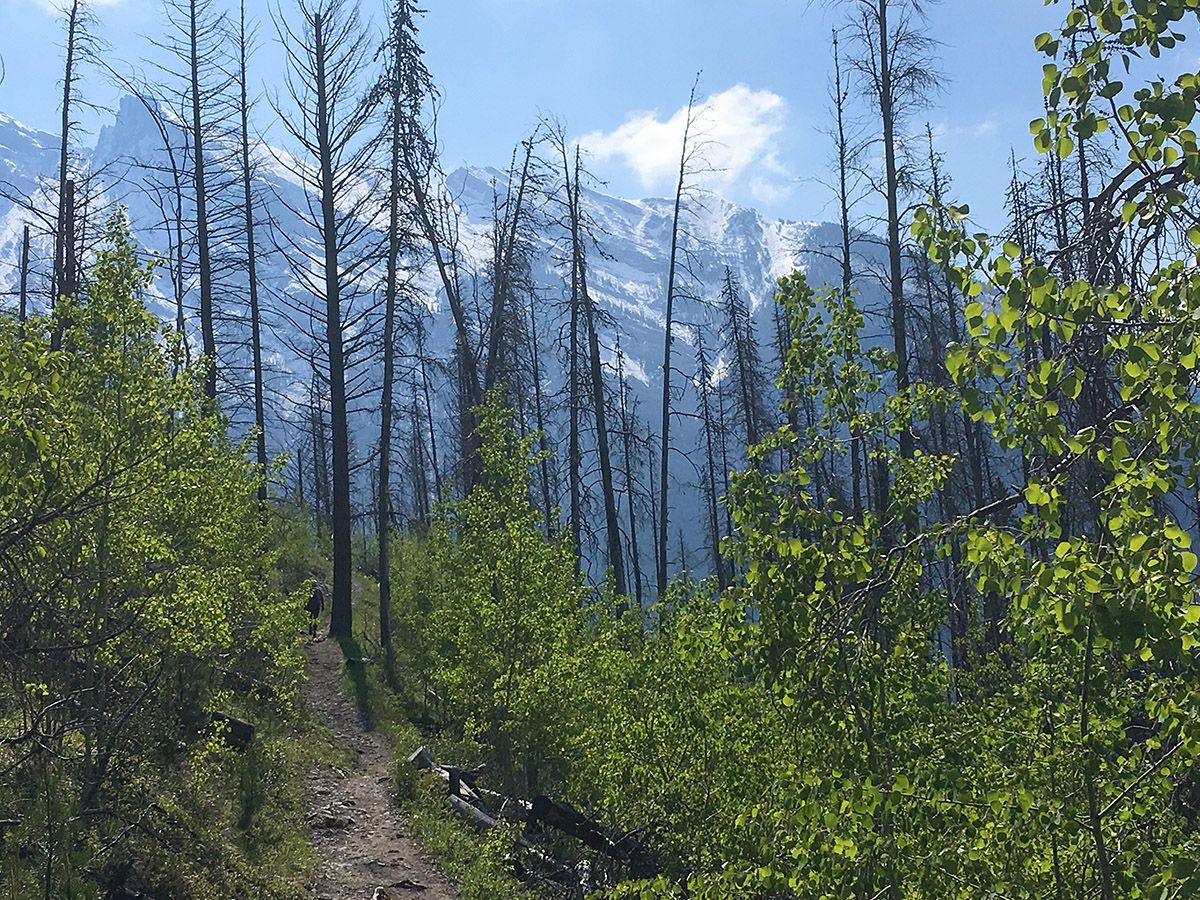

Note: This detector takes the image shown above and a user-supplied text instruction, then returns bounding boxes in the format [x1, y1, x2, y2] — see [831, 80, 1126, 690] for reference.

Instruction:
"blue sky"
[0, 0, 1066, 230]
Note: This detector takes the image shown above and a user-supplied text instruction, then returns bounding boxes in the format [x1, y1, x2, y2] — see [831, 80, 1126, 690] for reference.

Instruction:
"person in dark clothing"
[306, 580, 325, 639]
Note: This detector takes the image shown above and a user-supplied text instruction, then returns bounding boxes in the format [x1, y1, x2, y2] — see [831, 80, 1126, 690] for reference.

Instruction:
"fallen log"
[448, 794, 495, 832]
[208, 713, 254, 751]
[446, 796, 579, 896]
[529, 796, 657, 878]
[409, 746, 484, 807]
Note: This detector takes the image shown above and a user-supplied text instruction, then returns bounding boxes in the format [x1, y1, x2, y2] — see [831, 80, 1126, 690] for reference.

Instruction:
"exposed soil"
[302, 636, 459, 900]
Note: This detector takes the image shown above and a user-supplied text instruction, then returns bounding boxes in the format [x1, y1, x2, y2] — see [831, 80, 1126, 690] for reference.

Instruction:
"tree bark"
[237, 1, 268, 504]
[312, 10, 353, 638]
[656, 84, 698, 596]
[188, 0, 218, 401]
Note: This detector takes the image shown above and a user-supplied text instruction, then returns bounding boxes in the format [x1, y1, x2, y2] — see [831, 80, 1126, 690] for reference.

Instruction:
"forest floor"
[302, 634, 461, 900]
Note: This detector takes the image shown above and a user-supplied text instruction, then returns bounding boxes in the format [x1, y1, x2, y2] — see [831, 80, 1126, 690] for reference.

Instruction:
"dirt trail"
[303, 636, 459, 900]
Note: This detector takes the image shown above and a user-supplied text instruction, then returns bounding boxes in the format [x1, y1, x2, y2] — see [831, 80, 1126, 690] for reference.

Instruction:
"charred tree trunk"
[567, 147, 626, 599]
[656, 83, 699, 596]
[18, 225, 30, 327]
[187, 0, 218, 401]
[50, 180, 76, 352]
[695, 329, 728, 588]
[237, 1, 268, 504]
[616, 340, 645, 612]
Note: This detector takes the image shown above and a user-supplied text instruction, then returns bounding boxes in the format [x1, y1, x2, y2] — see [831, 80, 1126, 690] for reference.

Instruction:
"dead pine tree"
[693, 324, 729, 589]
[542, 121, 586, 570]
[412, 310, 444, 504]
[235, 0, 269, 503]
[656, 78, 704, 596]
[18, 225, 30, 328]
[51, 1, 92, 307]
[371, 0, 432, 674]
[404, 113, 483, 489]
[717, 267, 768, 459]
[116, 80, 193, 365]
[156, 0, 233, 401]
[50, 179, 78, 351]
[273, 0, 380, 639]
[829, 26, 869, 518]
[614, 332, 647, 612]
[524, 291, 558, 537]
[482, 135, 541, 394]
[846, 0, 940, 468]
[47, 0, 98, 349]
[555, 135, 627, 599]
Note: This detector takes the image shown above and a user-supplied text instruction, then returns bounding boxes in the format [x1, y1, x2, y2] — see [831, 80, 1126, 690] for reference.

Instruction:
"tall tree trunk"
[527, 297, 555, 536]
[238, 1, 268, 504]
[408, 169, 482, 487]
[314, 10, 353, 639]
[51, 180, 77, 352]
[616, 341, 645, 611]
[188, 0, 217, 401]
[568, 148, 627, 598]
[18, 225, 30, 328]
[877, 0, 911, 465]
[53, 0, 82, 309]
[656, 84, 699, 596]
[833, 30, 864, 519]
[695, 330, 727, 588]
[377, 74, 402, 676]
[415, 320, 443, 504]
[483, 140, 535, 393]
[568, 208, 582, 570]
[648, 436, 661, 589]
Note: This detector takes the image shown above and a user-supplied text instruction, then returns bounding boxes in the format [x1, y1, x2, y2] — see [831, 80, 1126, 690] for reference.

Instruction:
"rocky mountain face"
[0, 97, 888, 581]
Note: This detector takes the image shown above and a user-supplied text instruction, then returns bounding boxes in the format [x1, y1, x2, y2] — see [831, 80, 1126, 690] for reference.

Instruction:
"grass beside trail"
[338, 578, 531, 900]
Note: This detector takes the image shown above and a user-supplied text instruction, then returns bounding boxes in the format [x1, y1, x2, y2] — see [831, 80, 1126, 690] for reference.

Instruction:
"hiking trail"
[303, 636, 459, 900]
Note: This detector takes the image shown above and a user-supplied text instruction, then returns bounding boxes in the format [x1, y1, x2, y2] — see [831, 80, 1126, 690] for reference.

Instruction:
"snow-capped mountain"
[0, 97, 887, 579]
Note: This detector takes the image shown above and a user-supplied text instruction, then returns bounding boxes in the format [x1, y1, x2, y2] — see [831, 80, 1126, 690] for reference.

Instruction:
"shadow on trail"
[333, 633, 375, 731]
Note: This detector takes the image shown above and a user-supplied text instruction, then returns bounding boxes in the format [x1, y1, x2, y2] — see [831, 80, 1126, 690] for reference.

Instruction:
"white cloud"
[30, 0, 126, 13]
[581, 84, 792, 201]
[932, 117, 1000, 141]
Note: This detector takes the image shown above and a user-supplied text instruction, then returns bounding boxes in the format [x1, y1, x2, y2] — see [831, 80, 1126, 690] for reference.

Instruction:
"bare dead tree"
[693, 324, 729, 589]
[547, 132, 627, 597]
[656, 78, 703, 595]
[614, 333, 647, 612]
[154, 0, 236, 400]
[846, 0, 940, 467]
[234, 0, 269, 502]
[830, 26, 869, 517]
[373, 0, 432, 672]
[51, 1, 93, 307]
[273, 0, 381, 638]
[18, 225, 30, 327]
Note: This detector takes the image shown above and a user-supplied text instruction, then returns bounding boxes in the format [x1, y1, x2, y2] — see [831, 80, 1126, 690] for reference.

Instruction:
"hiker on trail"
[306, 580, 325, 639]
